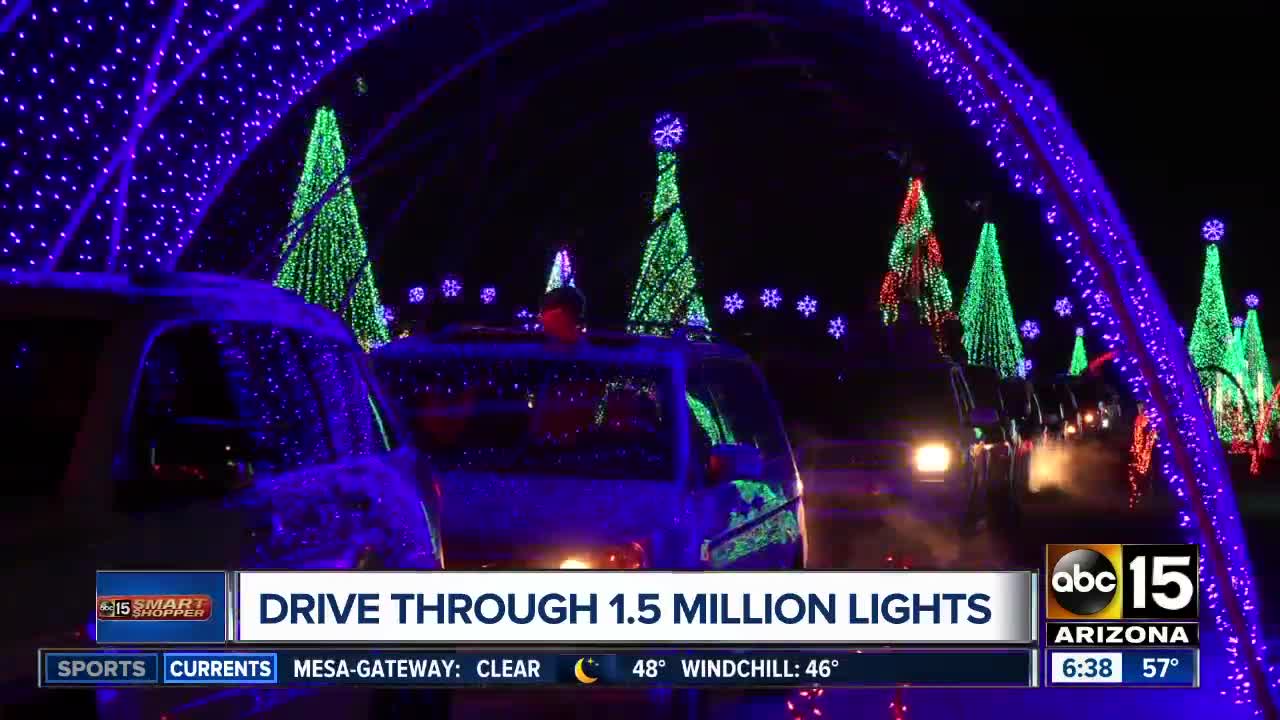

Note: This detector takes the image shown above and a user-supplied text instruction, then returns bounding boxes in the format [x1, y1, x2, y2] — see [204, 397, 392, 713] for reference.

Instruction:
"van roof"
[1, 272, 356, 343]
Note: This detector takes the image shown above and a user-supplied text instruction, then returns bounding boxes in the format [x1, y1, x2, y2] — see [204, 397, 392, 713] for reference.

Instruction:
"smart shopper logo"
[1046, 544, 1199, 621]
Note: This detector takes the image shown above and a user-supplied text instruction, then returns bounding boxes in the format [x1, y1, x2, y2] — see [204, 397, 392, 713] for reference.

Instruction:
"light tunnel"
[1, 0, 1274, 715]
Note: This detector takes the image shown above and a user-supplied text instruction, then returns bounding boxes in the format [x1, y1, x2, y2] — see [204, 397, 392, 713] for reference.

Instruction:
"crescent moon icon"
[574, 658, 598, 684]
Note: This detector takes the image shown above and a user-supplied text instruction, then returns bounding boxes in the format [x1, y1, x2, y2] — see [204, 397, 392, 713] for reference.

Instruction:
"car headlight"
[1065, 422, 1078, 436]
[913, 444, 951, 474]
[1084, 411, 1097, 425]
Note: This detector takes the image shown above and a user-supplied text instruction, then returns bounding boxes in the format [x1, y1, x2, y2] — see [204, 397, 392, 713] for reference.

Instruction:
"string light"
[958, 222, 1024, 377]
[797, 296, 818, 318]
[650, 112, 687, 150]
[879, 178, 955, 330]
[274, 108, 390, 351]
[1128, 410, 1158, 510]
[408, 286, 426, 305]
[628, 118, 709, 335]
[723, 293, 745, 315]
[1020, 320, 1041, 340]
[1201, 218, 1226, 243]
[440, 277, 462, 299]
[480, 286, 497, 305]
[1070, 329, 1088, 376]
[1054, 297, 1073, 318]
[1188, 242, 1239, 440]
[545, 247, 575, 293]
[828, 316, 847, 339]
[5, 0, 1270, 708]
[761, 289, 782, 309]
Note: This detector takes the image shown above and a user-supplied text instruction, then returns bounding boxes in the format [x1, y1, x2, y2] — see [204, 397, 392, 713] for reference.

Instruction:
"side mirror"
[709, 443, 764, 483]
[969, 407, 1000, 427]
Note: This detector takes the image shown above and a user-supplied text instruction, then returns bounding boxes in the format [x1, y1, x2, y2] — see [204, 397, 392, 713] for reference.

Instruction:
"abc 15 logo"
[1045, 544, 1199, 620]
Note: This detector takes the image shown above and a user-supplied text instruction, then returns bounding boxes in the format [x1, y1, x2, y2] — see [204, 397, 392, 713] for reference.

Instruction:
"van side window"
[116, 323, 333, 511]
[294, 332, 393, 456]
[689, 358, 790, 479]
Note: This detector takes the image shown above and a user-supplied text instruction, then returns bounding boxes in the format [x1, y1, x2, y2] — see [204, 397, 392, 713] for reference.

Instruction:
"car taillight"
[560, 542, 648, 570]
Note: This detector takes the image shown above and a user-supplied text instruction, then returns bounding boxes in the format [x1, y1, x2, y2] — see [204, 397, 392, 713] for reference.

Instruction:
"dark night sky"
[198, 1, 1275, 371]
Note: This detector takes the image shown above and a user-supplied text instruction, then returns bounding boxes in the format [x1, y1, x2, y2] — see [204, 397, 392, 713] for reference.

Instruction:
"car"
[1036, 379, 1083, 441]
[1, 273, 446, 720]
[959, 365, 1020, 522]
[1062, 373, 1122, 437]
[373, 325, 805, 571]
[759, 353, 1008, 531]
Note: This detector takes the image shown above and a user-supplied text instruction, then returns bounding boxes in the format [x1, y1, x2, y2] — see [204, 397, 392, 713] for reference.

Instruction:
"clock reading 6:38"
[1060, 656, 1114, 679]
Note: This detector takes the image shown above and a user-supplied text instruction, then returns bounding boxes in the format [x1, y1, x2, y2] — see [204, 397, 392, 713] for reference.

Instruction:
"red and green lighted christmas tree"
[276, 107, 390, 349]
[1187, 237, 1243, 440]
[879, 177, 955, 332]
[628, 113, 710, 334]
[959, 222, 1024, 377]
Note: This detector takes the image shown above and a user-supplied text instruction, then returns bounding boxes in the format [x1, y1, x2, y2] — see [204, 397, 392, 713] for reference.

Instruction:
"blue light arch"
[1, 1, 1274, 713]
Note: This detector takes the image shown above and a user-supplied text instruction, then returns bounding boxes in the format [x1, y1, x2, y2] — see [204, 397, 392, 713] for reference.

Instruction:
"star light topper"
[1020, 320, 1041, 340]
[723, 292, 745, 315]
[1054, 297, 1073, 318]
[1076, 326, 1085, 337]
[1201, 217, 1226, 243]
[1246, 293, 1260, 309]
[761, 288, 782, 309]
[651, 112, 687, 150]
[1233, 315, 1245, 329]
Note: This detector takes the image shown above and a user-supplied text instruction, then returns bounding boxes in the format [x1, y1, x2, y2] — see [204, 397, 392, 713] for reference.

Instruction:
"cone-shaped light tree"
[879, 177, 955, 331]
[959, 222, 1024, 377]
[628, 112, 710, 334]
[1069, 327, 1089, 376]
[1243, 293, 1274, 442]
[276, 107, 391, 349]
[1187, 235, 1240, 439]
[546, 247, 576, 293]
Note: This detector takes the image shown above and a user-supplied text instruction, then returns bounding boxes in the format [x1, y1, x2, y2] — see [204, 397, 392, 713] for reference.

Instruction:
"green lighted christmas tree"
[1243, 295, 1274, 442]
[1187, 240, 1239, 439]
[628, 113, 710, 334]
[545, 247, 576, 293]
[959, 222, 1024, 377]
[1069, 329, 1089, 376]
[276, 107, 390, 349]
[879, 177, 955, 331]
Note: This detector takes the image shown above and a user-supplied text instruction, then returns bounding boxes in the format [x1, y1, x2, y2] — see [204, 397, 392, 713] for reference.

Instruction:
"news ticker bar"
[41, 649, 1038, 689]
[1047, 650, 1198, 688]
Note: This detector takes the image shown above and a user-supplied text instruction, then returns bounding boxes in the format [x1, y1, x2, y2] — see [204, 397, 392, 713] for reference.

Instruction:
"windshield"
[964, 368, 1003, 411]
[2, 319, 111, 497]
[767, 362, 959, 439]
[376, 352, 675, 480]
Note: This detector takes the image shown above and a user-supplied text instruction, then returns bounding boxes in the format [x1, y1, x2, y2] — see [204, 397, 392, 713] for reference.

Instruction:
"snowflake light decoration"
[1054, 297, 1073, 317]
[1201, 218, 1225, 243]
[382, 306, 396, 324]
[1246, 293, 1260, 309]
[723, 293, 745, 315]
[1021, 359, 1034, 376]
[408, 286, 426, 305]
[1233, 315, 1245, 329]
[651, 112, 687, 150]
[440, 278, 462, 299]
[761, 289, 782, 309]
[480, 286, 497, 305]
[1020, 320, 1041, 340]
[828, 316, 847, 339]
[1076, 326, 1085, 337]
[516, 308, 537, 331]
[797, 296, 818, 318]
